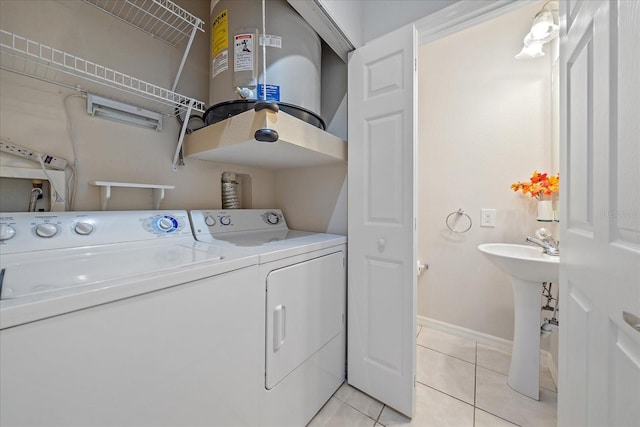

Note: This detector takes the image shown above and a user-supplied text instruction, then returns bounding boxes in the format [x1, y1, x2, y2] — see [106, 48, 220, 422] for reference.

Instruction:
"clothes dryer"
[189, 209, 347, 426]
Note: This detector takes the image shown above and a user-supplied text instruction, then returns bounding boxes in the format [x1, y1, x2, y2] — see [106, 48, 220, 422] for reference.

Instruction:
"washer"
[189, 209, 347, 426]
[0, 210, 265, 426]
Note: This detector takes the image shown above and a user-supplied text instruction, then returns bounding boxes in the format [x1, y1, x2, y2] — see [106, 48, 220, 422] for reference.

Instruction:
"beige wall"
[0, 0, 346, 227]
[0, 0, 277, 212]
[418, 1, 559, 353]
[0, 0, 345, 232]
[273, 43, 348, 236]
[274, 162, 346, 234]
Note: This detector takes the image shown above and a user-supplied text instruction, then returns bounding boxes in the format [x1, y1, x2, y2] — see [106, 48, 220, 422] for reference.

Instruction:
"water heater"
[207, 0, 323, 128]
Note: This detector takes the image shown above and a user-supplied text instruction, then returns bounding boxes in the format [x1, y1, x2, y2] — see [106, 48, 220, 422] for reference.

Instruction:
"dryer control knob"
[74, 221, 94, 235]
[0, 224, 16, 241]
[266, 212, 280, 225]
[220, 216, 231, 226]
[35, 223, 58, 238]
[204, 216, 216, 226]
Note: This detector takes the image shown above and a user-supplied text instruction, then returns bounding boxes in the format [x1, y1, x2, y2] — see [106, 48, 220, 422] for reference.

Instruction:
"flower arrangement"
[511, 171, 559, 200]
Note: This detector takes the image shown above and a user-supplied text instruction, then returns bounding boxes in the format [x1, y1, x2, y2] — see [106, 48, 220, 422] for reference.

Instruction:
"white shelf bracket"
[98, 184, 112, 211]
[152, 188, 167, 210]
[172, 19, 203, 91]
[173, 98, 195, 170]
[91, 181, 175, 210]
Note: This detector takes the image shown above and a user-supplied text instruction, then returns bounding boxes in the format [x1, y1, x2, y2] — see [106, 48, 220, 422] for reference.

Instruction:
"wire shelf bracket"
[82, 0, 204, 91]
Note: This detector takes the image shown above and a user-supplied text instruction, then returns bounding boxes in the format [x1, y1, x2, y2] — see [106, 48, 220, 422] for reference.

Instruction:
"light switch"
[481, 209, 496, 227]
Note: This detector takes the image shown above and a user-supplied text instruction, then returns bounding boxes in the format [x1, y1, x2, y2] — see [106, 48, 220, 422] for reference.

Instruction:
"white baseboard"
[417, 315, 513, 352]
[417, 315, 558, 389]
[541, 349, 558, 387]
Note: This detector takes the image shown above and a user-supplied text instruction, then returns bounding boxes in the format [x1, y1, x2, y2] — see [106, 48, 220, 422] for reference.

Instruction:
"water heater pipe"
[261, 0, 267, 101]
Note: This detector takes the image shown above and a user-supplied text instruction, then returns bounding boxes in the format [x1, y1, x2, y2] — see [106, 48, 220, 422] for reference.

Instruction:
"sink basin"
[478, 243, 558, 283]
[477, 243, 560, 400]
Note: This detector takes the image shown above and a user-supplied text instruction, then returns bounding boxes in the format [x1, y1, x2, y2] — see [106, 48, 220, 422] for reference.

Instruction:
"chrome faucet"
[526, 234, 559, 256]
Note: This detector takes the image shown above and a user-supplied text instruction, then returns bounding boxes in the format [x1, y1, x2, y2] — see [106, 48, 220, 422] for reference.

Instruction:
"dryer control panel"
[190, 209, 287, 236]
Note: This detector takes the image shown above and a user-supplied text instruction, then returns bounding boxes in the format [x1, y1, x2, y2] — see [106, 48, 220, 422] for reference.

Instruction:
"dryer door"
[265, 251, 345, 389]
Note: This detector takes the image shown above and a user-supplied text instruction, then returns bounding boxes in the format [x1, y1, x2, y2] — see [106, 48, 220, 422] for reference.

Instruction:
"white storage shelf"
[0, 29, 205, 116]
[82, 0, 205, 95]
[183, 109, 347, 170]
[1, 0, 206, 170]
[83, 0, 204, 48]
[91, 181, 175, 210]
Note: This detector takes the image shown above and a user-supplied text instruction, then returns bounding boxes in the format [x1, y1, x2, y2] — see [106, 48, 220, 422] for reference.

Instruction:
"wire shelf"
[0, 29, 205, 115]
[83, 0, 204, 47]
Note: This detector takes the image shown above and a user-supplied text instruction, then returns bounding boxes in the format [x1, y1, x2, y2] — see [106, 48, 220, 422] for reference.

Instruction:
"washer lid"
[0, 242, 221, 300]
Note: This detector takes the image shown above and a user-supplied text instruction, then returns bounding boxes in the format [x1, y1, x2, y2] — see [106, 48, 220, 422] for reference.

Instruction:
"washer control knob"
[220, 216, 231, 226]
[35, 223, 58, 238]
[204, 216, 216, 226]
[0, 224, 16, 241]
[74, 221, 94, 235]
[157, 217, 174, 231]
[266, 212, 280, 225]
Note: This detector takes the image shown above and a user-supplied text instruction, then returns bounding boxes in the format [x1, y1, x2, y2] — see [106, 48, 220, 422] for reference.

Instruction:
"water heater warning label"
[257, 84, 280, 102]
[211, 8, 228, 79]
[211, 9, 228, 58]
[212, 50, 228, 79]
[234, 34, 254, 72]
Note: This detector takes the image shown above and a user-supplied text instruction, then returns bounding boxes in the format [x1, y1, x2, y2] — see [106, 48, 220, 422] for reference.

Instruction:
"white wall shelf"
[183, 110, 347, 170]
[82, 0, 204, 92]
[91, 181, 175, 210]
[83, 0, 204, 48]
[0, 28, 205, 116]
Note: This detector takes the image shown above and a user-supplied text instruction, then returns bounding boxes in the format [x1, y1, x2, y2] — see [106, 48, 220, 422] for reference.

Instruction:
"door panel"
[366, 113, 405, 223]
[348, 24, 417, 418]
[365, 257, 404, 373]
[612, 329, 640, 426]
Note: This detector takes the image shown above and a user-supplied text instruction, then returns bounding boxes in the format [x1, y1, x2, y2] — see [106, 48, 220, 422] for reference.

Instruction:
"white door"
[558, 1, 640, 426]
[347, 24, 417, 417]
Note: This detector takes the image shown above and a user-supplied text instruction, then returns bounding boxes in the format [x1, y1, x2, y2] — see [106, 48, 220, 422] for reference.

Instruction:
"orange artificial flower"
[511, 171, 560, 200]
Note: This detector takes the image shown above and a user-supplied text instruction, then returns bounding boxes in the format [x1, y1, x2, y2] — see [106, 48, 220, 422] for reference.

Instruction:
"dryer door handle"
[273, 304, 286, 351]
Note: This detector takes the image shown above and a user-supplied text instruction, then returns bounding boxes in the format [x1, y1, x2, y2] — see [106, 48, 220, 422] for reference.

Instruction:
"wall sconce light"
[515, 33, 545, 59]
[515, 1, 559, 60]
[86, 94, 163, 131]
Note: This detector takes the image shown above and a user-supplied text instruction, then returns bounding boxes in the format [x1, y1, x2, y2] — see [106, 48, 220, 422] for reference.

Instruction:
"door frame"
[413, 0, 535, 47]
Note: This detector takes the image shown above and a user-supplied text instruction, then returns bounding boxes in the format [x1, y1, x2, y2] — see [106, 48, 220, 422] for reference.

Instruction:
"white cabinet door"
[347, 24, 417, 418]
[558, 1, 640, 425]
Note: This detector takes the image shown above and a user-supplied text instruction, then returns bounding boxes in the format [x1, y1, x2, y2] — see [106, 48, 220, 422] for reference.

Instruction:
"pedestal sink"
[478, 243, 559, 400]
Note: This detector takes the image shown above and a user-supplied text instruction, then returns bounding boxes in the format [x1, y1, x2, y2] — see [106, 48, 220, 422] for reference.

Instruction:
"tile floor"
[308, 326, 557, 427]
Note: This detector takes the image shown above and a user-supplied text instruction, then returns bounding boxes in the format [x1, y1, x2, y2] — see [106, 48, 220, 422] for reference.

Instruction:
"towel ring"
[446, 209, 472, 233]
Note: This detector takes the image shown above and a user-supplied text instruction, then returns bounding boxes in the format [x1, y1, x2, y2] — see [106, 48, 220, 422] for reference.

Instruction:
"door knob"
[377, 238, 386, 248]
[623, 311, 640, 333]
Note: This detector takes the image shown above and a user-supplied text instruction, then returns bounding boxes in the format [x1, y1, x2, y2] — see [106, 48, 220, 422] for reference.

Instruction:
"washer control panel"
[190, 209, 288, 236]
[0, 210, 192, 254]
[143, 214, 184, 234]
